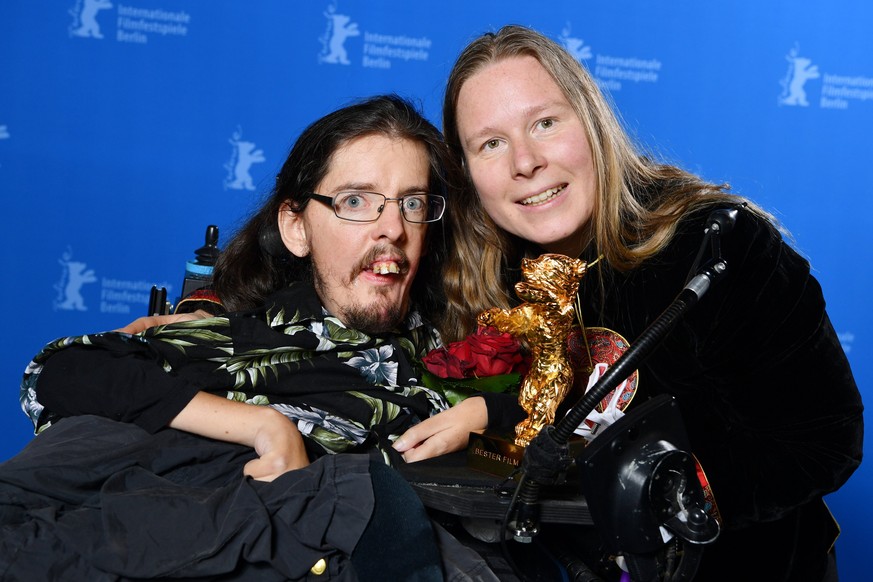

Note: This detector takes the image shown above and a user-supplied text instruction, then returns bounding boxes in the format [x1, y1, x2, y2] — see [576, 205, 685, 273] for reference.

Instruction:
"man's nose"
[373, 199, 407, 239]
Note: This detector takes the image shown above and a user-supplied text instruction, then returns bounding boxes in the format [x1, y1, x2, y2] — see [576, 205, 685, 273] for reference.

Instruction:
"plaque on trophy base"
[467, 430, 524, 478]
[467, 430, 589, 478]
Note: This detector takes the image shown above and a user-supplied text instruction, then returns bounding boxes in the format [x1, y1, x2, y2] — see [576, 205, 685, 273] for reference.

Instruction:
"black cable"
[554, 288, 699, 444]
[499, 472, 536, 582]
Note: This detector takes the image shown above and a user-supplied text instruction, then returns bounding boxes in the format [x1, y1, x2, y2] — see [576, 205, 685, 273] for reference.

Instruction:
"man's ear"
[277, 202, 310, 258]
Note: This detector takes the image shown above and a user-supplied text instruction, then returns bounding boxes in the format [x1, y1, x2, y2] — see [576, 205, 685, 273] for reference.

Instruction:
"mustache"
[355, 245, 410, 276]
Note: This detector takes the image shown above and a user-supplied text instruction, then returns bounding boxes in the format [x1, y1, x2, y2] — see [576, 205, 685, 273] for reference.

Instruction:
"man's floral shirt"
[21, 282, 450, 463]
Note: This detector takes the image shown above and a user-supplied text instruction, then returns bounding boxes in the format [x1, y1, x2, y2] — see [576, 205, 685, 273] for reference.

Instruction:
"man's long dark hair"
[212, 94, 458, 322]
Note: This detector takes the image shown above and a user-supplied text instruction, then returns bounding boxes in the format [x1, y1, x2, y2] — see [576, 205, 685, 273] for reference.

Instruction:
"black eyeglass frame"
[306, 191, 446, 224]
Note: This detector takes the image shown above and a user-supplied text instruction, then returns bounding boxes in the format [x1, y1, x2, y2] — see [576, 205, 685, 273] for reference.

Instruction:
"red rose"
[464, 327, 525, 377]
[422, 326, 527, 379]
[421, 346, 470, 379]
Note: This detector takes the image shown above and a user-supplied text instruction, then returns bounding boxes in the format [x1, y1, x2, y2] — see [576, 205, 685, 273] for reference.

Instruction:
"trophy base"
[467, 430, 589, 478]
[467, 430, 525, 478]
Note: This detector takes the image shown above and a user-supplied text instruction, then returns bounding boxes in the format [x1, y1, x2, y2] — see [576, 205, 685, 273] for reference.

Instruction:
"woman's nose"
[511, 136, 546, 178]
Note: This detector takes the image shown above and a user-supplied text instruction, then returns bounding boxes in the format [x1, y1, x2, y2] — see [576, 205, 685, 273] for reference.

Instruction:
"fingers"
[393, 397, 489, 462]
[243, 450, 311, 482]
[115, 315, 165, 334]
[392, 422, 430, 453]
[114, 312, 204, 334]
[243, 457, 278, 482]
[247, 413, 310, 480]
[393, 418, 469, 463]
[400, 433, 455, 463]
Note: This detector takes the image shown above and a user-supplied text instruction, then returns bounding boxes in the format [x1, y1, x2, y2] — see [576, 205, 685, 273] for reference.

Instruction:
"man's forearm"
[169, 391, 283, 446]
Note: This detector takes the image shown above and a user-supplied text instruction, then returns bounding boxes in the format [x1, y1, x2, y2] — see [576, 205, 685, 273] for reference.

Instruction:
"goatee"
[341, 301, 406, 334]
[310, 251, 409, 334]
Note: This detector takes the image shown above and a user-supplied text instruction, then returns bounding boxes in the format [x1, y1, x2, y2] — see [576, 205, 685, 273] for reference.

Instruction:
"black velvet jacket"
[569, 204, 863, 579]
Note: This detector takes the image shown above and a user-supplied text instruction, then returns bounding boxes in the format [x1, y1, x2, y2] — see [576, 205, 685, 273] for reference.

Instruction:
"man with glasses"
[8, 95, 498, 581]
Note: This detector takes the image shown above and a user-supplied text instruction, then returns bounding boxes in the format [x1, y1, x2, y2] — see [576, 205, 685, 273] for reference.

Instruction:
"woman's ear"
[277, 202, 310, 258]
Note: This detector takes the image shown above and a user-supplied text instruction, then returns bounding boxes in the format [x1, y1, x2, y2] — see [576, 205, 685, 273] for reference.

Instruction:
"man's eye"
[344, 196, 362, 208]
[404, 197, 424, 211]
[337, 193, 368, 210]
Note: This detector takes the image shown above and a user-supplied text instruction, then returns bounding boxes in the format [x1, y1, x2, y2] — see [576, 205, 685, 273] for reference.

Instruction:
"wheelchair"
[148, 225, 722, 582]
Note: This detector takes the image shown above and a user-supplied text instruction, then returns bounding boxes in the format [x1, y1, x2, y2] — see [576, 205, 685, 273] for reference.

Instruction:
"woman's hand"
[115, 309, 213, 334]
[392, 396, 488, 462]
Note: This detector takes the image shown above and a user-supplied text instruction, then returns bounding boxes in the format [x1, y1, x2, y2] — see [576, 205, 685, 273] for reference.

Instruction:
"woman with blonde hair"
[402, 24, 862, 581]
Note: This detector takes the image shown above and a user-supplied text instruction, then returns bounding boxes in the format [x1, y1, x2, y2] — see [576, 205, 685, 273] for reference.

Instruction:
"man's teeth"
[521, 185, 565, 206]
[372, 262, 400, 275]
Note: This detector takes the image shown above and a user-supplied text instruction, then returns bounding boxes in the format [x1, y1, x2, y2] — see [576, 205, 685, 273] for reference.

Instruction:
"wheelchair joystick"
[181, 224, 220, 299]
[147, 225, 221, 317]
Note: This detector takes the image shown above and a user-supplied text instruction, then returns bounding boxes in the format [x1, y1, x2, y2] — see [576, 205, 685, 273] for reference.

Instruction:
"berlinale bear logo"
[69, 0, 113, 39]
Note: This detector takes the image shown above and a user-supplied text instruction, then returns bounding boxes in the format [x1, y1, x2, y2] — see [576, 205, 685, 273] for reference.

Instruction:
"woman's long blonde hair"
[438, 25, 763, 342]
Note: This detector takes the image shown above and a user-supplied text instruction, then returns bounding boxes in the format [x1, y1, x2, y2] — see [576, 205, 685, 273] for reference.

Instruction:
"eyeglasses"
[307, 191, 446, 224]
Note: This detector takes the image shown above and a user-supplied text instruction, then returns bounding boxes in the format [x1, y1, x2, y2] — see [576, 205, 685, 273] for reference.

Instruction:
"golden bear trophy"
[468, 253, 590, 475]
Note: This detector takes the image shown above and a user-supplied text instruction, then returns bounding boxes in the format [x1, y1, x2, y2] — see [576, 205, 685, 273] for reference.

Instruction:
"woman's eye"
[484, 139, 500, 150]
[539, 118, 554, 129]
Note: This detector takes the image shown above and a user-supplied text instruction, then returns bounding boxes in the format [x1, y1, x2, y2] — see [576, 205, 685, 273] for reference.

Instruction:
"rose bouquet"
[419, 326, 529, 405]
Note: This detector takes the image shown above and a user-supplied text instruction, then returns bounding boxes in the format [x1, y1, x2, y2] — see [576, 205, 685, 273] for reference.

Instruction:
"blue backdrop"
[2, 1, 870, 578]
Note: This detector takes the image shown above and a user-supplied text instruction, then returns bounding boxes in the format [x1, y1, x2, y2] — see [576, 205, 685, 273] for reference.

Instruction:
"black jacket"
[570, 204, 863, 580]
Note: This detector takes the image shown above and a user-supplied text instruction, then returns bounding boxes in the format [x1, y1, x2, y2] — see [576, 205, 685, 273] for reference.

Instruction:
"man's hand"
[115, 309, 213, 334]
[244, 410, 310, 481]
[169, 393, 310, 481]
[392, 396, 488, 462]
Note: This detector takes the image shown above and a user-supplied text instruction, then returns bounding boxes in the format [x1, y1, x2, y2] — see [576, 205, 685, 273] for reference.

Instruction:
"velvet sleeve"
[480, 391, 527, 432]
[35, 343, 200, 434]
[655, 208, 864, 529]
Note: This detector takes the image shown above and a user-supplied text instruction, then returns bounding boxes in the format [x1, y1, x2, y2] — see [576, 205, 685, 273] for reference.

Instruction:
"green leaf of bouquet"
[419, 369, 520, 403]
